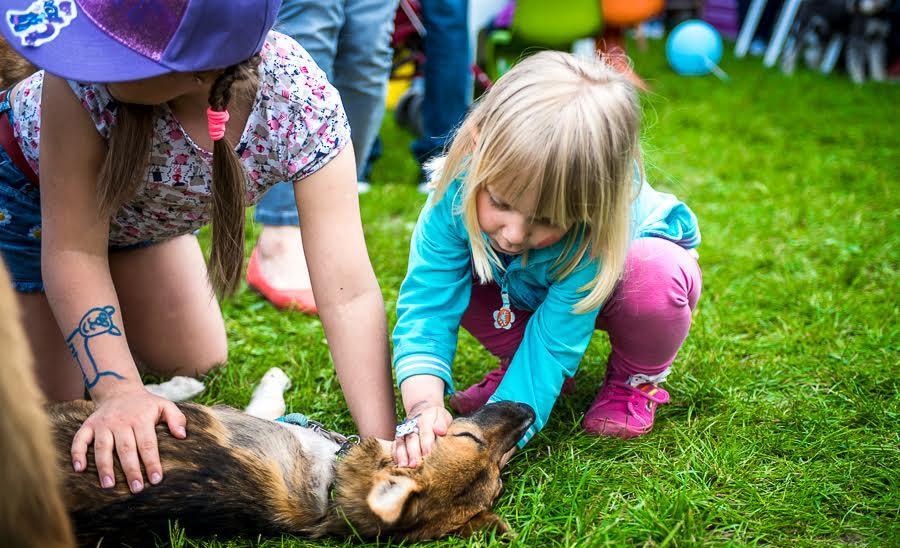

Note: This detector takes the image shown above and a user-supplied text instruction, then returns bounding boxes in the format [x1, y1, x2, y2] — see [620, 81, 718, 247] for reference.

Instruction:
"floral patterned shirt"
[9, 31, 350, 245]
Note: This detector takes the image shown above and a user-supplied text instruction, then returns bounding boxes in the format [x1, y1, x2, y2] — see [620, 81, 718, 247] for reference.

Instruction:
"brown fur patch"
[49, 402, 335, 545]
[0, 261, 74, 547]
[0, 36, 36, 89]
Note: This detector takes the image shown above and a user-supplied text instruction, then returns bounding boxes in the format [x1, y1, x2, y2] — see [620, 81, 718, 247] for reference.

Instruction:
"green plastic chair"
[479, 0, 604, 83]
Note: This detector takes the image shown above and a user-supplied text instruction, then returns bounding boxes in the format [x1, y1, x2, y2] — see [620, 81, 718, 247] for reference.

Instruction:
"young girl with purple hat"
[0, 0, 397, 493]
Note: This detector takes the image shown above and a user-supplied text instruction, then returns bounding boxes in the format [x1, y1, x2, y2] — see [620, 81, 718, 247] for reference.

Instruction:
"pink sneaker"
[449, 358, 577, 416]
[581, 367, 670, 439]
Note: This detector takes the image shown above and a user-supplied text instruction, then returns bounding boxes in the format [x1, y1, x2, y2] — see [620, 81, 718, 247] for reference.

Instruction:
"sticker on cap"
[6, 0, 78, 48]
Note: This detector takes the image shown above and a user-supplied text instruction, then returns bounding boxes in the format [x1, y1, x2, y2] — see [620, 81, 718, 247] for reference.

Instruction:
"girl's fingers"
[394, 406, 455, 466]
[393, 437, 409, 467]
[161, 401, 187, 439]
[71, 424, 94, 472]
[113, 428, 145, 494]
[405, 432, 423, 468]
[433, 411, 452, 436]
[92, 428, 116, 489]
[419, 423, 436, 457]
[134, 423, 163, 485]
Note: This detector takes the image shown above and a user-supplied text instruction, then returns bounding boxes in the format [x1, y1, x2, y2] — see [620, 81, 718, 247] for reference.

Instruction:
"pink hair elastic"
[206, 107, 230, 141]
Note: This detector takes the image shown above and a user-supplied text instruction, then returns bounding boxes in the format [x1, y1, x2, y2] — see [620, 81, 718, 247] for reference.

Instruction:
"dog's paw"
[145, 377, 205, 402]
[259, 367, 291, 392]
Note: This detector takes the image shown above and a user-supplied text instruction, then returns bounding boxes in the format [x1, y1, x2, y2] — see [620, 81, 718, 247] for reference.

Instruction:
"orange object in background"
[597, 0, 664, 91]
[602, 0, 664, 27]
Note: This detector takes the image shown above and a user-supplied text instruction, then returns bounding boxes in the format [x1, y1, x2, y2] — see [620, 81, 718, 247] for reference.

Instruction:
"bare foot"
[253, 226, 312, 291]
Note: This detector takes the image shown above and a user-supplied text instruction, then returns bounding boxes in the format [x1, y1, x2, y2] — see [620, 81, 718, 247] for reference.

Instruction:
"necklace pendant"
[492, 306, 515, 330]
[493, 288, 515, 329]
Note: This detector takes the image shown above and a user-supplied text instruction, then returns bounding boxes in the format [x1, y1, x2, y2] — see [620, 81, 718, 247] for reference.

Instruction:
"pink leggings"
[461, 238, 702, 377]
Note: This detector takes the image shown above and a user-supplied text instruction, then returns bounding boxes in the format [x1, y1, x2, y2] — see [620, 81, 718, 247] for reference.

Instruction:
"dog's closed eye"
[452, 432, 485, 447]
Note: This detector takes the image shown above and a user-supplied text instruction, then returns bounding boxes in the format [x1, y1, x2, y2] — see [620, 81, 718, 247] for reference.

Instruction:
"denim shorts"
[0, 92, 152, 292]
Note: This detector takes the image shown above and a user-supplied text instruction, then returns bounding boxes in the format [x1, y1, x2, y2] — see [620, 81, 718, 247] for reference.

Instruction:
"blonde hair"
[430, 50, 642, 313]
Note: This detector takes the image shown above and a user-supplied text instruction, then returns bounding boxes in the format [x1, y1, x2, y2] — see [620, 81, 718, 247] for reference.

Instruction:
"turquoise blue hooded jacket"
[392, 173, 700, 446]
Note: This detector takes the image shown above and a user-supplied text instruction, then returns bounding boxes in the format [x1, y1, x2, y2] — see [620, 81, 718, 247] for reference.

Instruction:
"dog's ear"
[366, 473, 419, 525]
[457, 510, 511, 538]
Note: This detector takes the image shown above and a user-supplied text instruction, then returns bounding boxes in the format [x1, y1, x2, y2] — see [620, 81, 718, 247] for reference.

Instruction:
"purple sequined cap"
[76, 0, 187, 62]
[0, 0, 282, 82]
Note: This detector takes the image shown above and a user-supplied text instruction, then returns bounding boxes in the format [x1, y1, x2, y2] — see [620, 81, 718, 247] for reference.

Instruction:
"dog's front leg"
[245, 367, 292, 420]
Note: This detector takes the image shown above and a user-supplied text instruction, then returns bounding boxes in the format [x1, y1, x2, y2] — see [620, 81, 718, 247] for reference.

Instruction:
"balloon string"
[704, 57, 730, 81]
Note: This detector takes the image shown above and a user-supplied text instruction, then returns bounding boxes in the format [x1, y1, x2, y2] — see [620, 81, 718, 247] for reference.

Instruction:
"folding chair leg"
[820, 34, 843, 74]
[764, 0, 803, 67]
[735, 0, 767, 58]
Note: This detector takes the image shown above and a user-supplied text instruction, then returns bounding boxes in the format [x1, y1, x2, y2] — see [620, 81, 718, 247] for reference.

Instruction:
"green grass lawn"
[180, 43, 899, 546]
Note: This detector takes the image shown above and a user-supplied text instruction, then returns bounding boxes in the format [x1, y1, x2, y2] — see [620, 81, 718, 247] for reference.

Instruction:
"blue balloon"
[666, 20, 723, 76]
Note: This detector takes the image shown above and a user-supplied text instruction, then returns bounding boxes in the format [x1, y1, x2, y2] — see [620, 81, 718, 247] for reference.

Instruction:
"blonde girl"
[0, 0, 396, 493]
[388, 51, 702, 466]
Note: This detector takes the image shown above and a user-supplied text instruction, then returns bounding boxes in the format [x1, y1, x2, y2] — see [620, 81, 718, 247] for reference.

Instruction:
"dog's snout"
[517, 403, 536, 425]
[469, 401, 536, 438]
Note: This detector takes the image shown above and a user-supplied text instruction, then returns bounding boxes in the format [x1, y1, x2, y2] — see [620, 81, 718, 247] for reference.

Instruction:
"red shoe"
[581, 365, 670, 439]
[246, 249, 317, 314]
[449, 357, 577, 415]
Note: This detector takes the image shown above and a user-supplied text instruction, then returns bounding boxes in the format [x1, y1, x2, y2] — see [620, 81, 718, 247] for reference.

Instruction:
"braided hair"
[96, 55, 261, 297]
[206, 56, 260, 296]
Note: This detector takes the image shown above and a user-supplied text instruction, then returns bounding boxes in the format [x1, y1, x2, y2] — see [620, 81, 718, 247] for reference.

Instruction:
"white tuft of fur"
[145, 377, 205, 402]
[244, 367, 292, 420]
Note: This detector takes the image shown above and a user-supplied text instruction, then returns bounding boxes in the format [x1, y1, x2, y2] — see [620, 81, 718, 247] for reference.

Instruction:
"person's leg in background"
[249, 0, 399, 311]
[413, 0, 471, 192]
[332, 0, 399, 191]
[248, 0, 343, 312]
[583, 237, 702, 438]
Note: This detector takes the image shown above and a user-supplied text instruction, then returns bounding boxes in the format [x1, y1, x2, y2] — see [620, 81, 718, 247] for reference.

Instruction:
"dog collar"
[276, 413, 360, 456]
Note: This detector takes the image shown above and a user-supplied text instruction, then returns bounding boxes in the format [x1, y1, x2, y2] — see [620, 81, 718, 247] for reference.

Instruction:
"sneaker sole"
[582, 417, 651, 439]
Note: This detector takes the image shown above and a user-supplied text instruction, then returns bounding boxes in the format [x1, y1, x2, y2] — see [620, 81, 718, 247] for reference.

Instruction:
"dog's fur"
[0, 35, 36, 89]
[0, 263, 75, 547]
[50, 400, 534, 545]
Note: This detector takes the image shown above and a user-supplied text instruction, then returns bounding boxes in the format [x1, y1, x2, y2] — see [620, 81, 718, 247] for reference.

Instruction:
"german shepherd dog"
[1, 267, 533, 546]
[50, 400, 534, 545]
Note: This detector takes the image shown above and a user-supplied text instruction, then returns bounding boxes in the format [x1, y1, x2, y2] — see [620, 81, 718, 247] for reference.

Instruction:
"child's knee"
[185, 344, 228, 377]
[599, 239, 702, 330]
[621, 238, 701, 312]
[190, 351, 227, 377]
[146, 343, 227, 379]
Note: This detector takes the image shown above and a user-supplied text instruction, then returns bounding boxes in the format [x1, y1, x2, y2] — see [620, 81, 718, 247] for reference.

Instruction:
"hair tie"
[207, 107, 230, 142]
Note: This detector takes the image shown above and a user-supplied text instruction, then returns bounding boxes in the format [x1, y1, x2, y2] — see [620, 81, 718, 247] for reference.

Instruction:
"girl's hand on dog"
[393, 401, 453, 468]
[70, 386, 187, 493]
